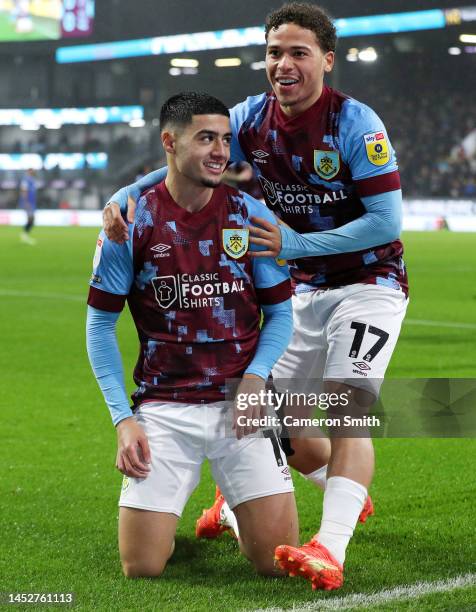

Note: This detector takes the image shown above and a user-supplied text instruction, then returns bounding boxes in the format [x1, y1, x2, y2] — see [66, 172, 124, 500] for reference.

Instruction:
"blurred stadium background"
[1, 1, 475, 609]
[0, 0, 475, 224]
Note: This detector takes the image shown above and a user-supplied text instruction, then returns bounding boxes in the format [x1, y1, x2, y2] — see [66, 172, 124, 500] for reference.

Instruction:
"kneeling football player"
[86, 92, 298, 578]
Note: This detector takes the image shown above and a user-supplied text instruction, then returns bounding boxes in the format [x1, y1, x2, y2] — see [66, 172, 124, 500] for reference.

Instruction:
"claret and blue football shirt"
[230, 86, 408, 294]
[88, 181, 291, 408]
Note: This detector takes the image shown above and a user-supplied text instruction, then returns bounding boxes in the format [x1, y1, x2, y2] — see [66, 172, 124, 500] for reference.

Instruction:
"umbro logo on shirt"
[151, 243, 171, 258]
[252, 150, 269, 163]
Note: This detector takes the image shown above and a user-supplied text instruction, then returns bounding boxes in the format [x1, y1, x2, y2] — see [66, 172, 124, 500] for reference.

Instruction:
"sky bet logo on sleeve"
[222, 229, 249, 259]
[364, 131, 390, 166]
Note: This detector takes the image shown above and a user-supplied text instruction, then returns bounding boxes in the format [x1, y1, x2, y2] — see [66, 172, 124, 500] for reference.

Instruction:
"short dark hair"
[265, 3, 337, 53]
[160, 92, 229, 131]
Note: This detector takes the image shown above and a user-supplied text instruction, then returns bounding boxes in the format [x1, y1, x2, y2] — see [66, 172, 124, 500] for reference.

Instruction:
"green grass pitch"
[0, 226, 475, 610]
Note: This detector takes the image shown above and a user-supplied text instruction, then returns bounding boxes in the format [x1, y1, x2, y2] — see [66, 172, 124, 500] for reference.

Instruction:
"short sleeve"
[339, 98, 401, 197]
[87, 230, 134, 312]
[229, 93, 268, 164]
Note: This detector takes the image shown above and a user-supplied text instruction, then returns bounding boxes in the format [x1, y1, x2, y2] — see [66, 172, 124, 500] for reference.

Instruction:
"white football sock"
[220, 500, 240, 538]
[315, 476, 367, 566]
[302, 464, 328, 490]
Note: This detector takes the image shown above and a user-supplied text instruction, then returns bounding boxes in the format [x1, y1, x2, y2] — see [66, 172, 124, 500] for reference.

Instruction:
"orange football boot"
[195, 486, 231, 539]
[274, 539, 344, 591]
[359, 495, 375, 523]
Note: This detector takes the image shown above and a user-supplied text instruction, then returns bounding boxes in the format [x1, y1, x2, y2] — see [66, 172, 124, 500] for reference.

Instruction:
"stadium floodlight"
[358, 47, 378, 62]
[448, 46, 462, 54]
[0, 153, 107, 170]
[215, 58, 242, 67]
[459, 33, 476, 42]
[170, 58, 199, 68]
[169, 67, 182, 76]
[20, 122, 40, 131]
[0, 106, 144, 127]
[44, 119, 63, 130]
[250, 61, 266, 70]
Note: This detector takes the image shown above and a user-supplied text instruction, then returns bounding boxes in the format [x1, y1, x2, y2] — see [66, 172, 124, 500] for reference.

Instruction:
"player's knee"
[121, 557, 167, 579]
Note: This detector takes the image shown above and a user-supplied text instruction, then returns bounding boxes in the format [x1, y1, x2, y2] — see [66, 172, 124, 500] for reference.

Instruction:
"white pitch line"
[0, 289, 85, 303]
[255, 572, 476, 612]
[405, 318, 476, 330]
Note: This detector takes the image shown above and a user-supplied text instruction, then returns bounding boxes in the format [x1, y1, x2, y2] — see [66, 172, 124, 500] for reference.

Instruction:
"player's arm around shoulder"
[103, 167, 167, 243]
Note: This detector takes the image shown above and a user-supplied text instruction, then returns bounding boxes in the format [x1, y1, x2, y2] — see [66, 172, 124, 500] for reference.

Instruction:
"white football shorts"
[272, 283, 408, 396]
[119, 401, 294, 517]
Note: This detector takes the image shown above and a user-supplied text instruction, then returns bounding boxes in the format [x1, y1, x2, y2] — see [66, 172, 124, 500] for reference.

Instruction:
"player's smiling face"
[266, 23, 334, 117]
[174, 115, 231, 188]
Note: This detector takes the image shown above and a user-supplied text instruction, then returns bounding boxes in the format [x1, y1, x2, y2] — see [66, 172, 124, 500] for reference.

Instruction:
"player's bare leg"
[326, 382, 375, 487]
[196, 430, 371, 540]
[119, 508, 177, 578]
[284, 393, 373, 522]
[286, 436, 331, 475]
[275, 382, 375, 589]
[233, 492, 298, 576]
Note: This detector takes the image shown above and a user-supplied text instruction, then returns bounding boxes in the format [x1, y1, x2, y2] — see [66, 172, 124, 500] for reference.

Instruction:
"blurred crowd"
[371, 92, 476, 199]
[0, 91, 475, 208]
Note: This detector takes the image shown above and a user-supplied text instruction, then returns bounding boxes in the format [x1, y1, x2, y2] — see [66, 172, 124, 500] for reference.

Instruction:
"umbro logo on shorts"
[281, 466, 292, 481]
[352, 361, 372, 376]
[353, 362, 371, 371]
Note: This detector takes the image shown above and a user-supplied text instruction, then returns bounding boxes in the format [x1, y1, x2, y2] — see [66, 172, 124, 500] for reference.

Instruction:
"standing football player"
[102, 3, 408, 590]
[19, 168, 37, 245]
[87, 92, 298, 578]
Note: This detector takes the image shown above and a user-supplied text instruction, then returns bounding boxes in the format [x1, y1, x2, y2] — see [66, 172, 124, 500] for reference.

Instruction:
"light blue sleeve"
[279, 189, 402, 258]
[339, 98, 398, 180]
[108, 167, 168, 214]
[229, 93, 268, 164]
[243, 192, 291, 289]
[89, 230, 134, 296]
[244, 300, 293, 381]
[241, 192, 293, 380]
[86, 306, 132, 426]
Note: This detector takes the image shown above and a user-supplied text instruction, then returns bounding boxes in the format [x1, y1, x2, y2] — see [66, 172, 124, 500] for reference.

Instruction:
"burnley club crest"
[314, 150, 340, 180]
[222, 229, 249, 259]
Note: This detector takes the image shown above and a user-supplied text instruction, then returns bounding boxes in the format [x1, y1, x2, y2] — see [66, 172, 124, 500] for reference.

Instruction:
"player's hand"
[248, 216, 282, 258]
[103, 196, 137, 244]
[233, 374, 267, 440]
[116, 417, 151, 478]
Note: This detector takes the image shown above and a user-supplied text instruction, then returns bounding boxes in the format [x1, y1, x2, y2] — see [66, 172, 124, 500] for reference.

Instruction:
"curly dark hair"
[265, 3, 337, 53]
